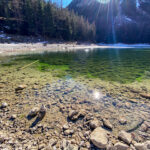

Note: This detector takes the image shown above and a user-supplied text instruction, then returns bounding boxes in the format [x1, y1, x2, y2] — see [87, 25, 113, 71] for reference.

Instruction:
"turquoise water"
[1, 48, 150, 83]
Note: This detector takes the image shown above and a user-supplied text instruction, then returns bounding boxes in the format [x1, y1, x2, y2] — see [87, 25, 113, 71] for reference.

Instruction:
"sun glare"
[93, 90, 103, 100]
[97, 0, 110, 4]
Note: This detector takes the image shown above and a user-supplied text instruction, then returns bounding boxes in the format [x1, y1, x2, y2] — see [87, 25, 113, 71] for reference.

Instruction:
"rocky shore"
[0, 48, 150, 150]
[0, 71, 150, 149]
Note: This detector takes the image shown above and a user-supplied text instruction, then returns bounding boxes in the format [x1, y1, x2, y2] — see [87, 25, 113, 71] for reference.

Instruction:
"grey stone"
[90, 127, 108, 149]
[114, 142, 129, 150]
[118, 130, 132, 144]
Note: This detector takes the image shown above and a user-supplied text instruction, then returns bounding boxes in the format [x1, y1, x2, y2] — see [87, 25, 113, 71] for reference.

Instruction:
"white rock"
[114, 142, 129, 150]
[118, 130, 132, 144]
[1, 102, 8, 108]
[134, 143, 147, 150]
[90, 127, 108, 149]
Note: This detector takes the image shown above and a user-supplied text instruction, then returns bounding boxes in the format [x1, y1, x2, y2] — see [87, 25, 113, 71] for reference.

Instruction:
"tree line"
[0, 0, 96, 41]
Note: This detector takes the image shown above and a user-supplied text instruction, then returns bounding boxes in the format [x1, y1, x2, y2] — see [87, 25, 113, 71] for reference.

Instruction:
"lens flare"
[97, 0, 110, 4]
[93, 90, 103, 100]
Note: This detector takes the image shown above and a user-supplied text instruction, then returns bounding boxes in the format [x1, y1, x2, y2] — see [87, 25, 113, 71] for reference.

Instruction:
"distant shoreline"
[0, 42, 150, 56]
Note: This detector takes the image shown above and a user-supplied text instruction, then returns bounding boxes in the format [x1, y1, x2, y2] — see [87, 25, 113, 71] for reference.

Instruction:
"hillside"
[69, 0, 150, 43]
[0, 0, 96, 42]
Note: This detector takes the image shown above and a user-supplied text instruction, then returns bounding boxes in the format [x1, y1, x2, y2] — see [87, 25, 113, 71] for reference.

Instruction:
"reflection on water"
[1, 48, 150, 83]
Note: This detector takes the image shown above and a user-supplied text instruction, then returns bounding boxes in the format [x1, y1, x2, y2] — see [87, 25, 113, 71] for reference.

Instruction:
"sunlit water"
[1, 48, 150, 83]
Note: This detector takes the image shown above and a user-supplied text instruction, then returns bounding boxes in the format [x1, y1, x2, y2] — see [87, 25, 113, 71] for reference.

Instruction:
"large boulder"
[90, 127, 108, 149]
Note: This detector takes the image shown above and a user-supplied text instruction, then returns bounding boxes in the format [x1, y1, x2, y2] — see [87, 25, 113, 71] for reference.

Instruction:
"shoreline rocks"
[118, 131, 132, 145]
[90, 127, 109, 149]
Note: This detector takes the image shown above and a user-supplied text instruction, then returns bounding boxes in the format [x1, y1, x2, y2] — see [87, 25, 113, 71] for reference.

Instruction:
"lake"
[0, 47, 150, 146]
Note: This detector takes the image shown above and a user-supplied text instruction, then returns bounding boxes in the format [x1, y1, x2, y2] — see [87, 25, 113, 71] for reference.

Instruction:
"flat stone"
[114, 142, 129, 150]
[134, 143, 147, 150]
[118, 130, 132, 144]
[140, 93, 150, 99]
[90, 127, 108, 149]
[15, 85, 27, 92]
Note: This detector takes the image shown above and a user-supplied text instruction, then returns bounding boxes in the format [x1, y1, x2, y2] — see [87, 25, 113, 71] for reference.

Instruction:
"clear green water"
[1, 48, 150, 83]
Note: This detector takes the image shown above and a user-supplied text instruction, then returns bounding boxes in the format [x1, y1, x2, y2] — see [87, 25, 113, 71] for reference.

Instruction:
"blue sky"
[51, 0, 72, 7]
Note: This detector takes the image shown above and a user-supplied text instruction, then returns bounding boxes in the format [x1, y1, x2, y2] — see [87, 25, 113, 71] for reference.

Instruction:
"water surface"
[1, 48, 150, 83]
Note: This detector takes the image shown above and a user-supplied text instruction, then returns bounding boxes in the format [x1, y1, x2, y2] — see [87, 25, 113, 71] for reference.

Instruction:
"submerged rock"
[68, 110, 79, 120]
[15, 84, 27, 92]
[90, 127, 108, 149]
[10, 114, 17, 120]
[1, 102, 8, 108]
[38, 105, 46, 120]
[28, 107, 39, 117]
[140, 93, 150, 99]
[103, 119, 113, 130]
[89, 119, 100, 129]
[118, 130, 132, 144]
[119, 117, 127, 125]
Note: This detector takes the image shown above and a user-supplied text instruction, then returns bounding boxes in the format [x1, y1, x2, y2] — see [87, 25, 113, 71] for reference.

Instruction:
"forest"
[0, 0, 96, 41]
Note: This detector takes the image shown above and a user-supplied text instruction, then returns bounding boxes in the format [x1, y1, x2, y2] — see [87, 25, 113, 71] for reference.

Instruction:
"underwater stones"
[89, 119, 100, 129]
[102, 119, 113, 130]
[1, 102, 8, 108]
[118, 131, 132, 145]
[15, 84, 27, 92]
[90, 127, 108, 149]
[28, 107, 39, 117]
[114, 142, 129, 150]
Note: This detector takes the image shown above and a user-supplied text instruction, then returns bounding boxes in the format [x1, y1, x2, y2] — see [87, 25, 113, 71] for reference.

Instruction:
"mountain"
[69, 0, 150, 43]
